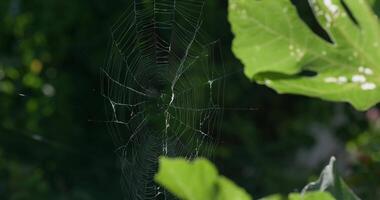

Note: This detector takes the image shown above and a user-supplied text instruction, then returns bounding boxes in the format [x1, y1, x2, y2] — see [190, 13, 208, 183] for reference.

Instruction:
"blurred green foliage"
[0, 0, 125, 199]
[0, 0, 379, 199]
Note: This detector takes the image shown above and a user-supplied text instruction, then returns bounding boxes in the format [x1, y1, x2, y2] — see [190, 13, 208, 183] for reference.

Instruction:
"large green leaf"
[154, 157, 252, 200]
[229, 0, 380, 110]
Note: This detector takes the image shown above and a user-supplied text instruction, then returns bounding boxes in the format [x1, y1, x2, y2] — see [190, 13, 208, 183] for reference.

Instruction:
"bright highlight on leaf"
[229, 0, 380, 110]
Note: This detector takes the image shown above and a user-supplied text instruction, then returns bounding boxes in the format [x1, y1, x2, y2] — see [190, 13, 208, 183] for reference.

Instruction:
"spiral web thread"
[101, 0, 226, 199]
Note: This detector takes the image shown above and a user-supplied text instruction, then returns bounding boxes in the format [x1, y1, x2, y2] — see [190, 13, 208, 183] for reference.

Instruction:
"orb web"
[101, 0, 226, 199]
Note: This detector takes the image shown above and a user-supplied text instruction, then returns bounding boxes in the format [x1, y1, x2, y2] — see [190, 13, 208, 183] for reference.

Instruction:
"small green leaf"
[259, 194, 283, 200]
[154, 157, 218, 200]
[289, 191, 335, 200]
[155, 157, 252, 200]
[302, 157, 360, 200]
[229, 0, 380, 110]
[260, 192, 335, 200]
[217, 176, 252, 200]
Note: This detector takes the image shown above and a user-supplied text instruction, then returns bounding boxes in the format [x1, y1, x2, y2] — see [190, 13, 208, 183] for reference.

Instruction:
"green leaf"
[154, 157, 218, 200]
[217, 176, 252, 200]
[229, 0, 380, 110]
[154, 157, 252, 200]
[259, 194, 284, 200]
[289, 191, 335, 200]
[155, 157, 359, 200]
[302, 157, 361, 200]
[260, 192, 335, 200]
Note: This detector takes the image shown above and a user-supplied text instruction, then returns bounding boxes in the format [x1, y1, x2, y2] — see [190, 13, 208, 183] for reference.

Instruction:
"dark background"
[1, 0, 379, 199]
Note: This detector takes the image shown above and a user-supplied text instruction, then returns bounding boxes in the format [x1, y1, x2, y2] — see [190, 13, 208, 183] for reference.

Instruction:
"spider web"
[101, 0, 226, 199]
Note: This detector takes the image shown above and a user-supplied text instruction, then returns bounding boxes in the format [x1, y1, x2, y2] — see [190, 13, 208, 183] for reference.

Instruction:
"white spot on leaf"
[337, 76, 347, 84]
[352, 75, 366, 83]
[364, 68, 373, 75]
[323, 0, 339, 15]
[361, 82, 376, 90]
[324, 77, 337, 83]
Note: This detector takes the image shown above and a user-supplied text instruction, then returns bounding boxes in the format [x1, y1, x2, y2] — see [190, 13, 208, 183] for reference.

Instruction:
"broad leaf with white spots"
[229, 0, 380, 110]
